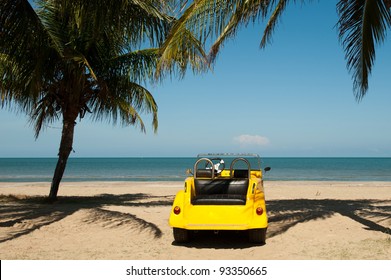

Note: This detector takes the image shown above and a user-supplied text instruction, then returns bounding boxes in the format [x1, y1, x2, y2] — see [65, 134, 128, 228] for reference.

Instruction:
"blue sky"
[1, 1, 391, 157]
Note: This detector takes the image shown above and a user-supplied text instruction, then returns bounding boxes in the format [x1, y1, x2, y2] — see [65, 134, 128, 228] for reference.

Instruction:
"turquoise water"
[0, 157, 391, 182]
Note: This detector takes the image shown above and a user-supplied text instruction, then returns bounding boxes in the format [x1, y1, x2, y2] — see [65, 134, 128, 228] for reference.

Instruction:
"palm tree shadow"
[0, 193, 174, 243]
[267, 199, 391, 238]
[1, 194, 390, 247]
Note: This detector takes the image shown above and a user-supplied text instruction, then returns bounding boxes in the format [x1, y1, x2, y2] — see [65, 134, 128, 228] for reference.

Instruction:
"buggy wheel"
[173, 228, 190, 243]
[249, 228, 267, 244]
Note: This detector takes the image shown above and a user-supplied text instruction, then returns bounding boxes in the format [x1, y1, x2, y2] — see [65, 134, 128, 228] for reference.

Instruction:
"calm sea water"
[0, 157, 391, 182]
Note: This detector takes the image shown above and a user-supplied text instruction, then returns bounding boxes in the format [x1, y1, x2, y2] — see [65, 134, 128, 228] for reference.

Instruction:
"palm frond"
[0, 0, 46, 58]
[35, 0, 68, 57]
[158, 25, 208, 77]
[0, 0, 69, 122]
[84, 0, 172, 48]
[260, 0, 290, 48]
[90, 78, 158, 133]
[337, 0, 391, 100]
[158, 0, 249, 76]
[260, 0, 318, 48]
[108, 49, 160, 84]
[157, 1, 205, 76]
[161, 0, 289, 70]
[29, 94, 61, 138]
[209, 0, 270, 62]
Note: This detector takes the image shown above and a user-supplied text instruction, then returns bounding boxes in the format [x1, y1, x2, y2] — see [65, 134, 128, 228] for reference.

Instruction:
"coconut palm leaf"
[158, 0, 254, 75]
[259, 0, 316, 48]
[260, 0, 290, 48]
[157, 1, 207, 76]
[89, 78, 158, 133]
[337, 0, 391, 100]
[209, 0, 270, 61]
[0, 0, 58, 110]
[109, 49, 161, 84]
[160, 0, 297, 68]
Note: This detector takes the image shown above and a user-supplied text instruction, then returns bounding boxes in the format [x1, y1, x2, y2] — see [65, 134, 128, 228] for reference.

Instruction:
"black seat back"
[195, 169, 213, 178]
[233, 169, 249, 178]
[194, 178, 248, 196]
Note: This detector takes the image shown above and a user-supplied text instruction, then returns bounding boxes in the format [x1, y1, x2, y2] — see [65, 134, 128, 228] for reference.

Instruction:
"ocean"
[1, 157, 391, 182]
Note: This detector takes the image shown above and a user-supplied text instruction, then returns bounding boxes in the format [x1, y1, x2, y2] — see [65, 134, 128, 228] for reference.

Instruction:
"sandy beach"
[0, 181, 390, 260]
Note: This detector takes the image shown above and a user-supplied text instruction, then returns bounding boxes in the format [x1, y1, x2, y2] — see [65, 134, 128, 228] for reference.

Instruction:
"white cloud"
[234, 134, 270, 147]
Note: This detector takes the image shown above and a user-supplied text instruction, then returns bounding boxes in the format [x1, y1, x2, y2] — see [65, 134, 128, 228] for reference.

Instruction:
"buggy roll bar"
[194, 158, 215, 179]
[229, 157, 251, 179]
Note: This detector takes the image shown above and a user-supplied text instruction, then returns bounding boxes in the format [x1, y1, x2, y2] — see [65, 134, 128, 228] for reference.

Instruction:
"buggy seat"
[192, 169, 249, 205]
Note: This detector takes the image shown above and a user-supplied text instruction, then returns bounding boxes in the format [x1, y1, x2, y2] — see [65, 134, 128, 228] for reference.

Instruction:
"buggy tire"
[173, 228, 190, 243]
[249, 228, 267, 244]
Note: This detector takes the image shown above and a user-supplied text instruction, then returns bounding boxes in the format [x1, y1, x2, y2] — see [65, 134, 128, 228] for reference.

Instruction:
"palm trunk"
[48, 116, 77, 202]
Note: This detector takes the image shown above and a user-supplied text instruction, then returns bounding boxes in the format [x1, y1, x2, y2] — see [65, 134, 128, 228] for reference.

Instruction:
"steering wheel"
[205, 158, 225, 173]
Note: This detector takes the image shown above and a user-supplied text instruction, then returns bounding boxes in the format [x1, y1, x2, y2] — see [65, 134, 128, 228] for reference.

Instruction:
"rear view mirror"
[186, 168, 193, 175]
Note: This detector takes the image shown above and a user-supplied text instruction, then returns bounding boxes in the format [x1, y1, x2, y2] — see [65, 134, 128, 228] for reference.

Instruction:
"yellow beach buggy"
[169, 153, 271, 244]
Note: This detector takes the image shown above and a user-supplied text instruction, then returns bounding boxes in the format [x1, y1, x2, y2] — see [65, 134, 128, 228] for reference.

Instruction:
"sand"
[0, 181, 390, 260]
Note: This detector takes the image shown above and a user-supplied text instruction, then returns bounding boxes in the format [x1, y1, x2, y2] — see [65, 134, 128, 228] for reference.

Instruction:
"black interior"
[192, 178, 249, 205]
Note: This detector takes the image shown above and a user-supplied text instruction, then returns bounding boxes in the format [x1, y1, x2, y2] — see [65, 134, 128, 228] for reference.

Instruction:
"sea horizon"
[2, 156, 391, 158]
[1, 157, 391, 183]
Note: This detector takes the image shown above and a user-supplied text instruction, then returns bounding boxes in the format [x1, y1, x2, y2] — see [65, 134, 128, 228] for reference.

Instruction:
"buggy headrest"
[195, 169, 213, 178]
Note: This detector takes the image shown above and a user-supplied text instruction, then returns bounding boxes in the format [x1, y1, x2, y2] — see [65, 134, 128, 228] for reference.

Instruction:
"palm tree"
[160, 0, 391, 100]
[0, 0, 203, 201]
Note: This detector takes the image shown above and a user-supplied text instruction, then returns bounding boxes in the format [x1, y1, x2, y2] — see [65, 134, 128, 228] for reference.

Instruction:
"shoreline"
[1, 181, 390, 260]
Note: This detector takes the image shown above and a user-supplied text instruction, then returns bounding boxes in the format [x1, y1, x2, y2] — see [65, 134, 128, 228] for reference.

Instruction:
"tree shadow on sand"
[0, 194, 390, 248]
[0, 193, 173, 243]
[267, 199, 391, 238]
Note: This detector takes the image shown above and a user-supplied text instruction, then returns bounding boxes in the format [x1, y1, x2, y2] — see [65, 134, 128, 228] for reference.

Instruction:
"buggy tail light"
[256, 207, 263, 215]
[173, 206, 181, 215]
